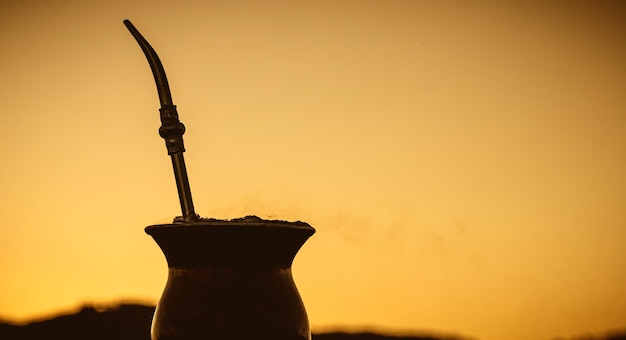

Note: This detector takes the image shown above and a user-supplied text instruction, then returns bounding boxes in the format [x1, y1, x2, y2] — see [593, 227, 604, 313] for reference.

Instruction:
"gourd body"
[146, 220, 315, 340]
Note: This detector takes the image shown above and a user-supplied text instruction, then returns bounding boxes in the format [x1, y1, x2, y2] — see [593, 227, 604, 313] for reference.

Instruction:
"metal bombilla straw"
[124, 19, 199, 223]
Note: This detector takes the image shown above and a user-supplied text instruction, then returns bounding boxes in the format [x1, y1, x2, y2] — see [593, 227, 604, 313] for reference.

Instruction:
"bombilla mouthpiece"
[123, 19, 173, 107]
[124, 19, 198, 222]
[124, 19, 185, 155]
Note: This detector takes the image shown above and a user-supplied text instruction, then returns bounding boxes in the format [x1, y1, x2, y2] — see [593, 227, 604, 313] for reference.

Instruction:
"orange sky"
[1, 1, 625, 339]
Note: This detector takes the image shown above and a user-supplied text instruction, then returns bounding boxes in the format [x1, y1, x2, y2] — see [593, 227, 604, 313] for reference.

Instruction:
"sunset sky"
[1, 1, 625, 339]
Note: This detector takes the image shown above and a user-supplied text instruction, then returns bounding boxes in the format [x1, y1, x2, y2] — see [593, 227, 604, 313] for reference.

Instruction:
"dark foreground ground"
[0, 303, 624, 340]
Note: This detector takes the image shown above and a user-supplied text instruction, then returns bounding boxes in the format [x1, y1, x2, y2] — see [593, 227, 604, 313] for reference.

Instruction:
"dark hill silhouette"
[0, 303, 464, 340]
[1, 303, 624, 340]
[0, 304, 154, 340]
[313, 332, 466, 340]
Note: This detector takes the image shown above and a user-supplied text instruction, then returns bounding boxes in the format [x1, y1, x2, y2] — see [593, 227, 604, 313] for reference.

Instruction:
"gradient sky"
[1, 1, 625, 340]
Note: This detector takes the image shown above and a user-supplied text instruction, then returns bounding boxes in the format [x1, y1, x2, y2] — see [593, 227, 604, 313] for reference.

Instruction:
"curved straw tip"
[123, 19, 136, 31]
